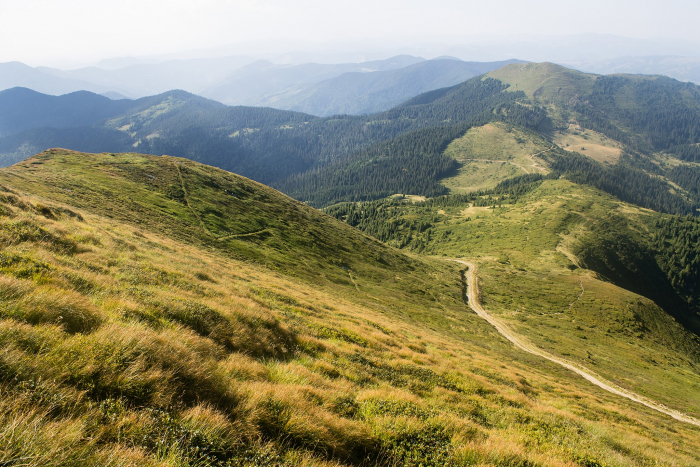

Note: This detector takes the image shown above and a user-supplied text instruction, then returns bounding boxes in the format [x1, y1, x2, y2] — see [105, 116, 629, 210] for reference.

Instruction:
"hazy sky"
[2, 0, 699, 65]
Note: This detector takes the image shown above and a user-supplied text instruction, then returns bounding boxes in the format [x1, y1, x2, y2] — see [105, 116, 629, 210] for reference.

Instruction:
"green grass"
[442, 160, 523, 193]
[485, 63, 597, 104]
[0, 149, 436, 289]
[440, 122, 552, 192]
[552, 126, 623, 164]
[0, 151, 699, 465]
[331, 179, 700, 421]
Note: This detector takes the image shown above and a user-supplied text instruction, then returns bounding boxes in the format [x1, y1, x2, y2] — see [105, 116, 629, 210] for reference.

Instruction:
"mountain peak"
[486, 61, 597, 101]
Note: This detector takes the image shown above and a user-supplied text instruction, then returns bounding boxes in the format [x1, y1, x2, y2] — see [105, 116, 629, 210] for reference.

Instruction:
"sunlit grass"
[0, 151, 698, 465]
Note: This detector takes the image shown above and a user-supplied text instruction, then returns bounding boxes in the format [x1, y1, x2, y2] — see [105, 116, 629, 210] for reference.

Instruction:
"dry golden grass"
[552, 127, 623, 164]
[0, 159, 698, 465]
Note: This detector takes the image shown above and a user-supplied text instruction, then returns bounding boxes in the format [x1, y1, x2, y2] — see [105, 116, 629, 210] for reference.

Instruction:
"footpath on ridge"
[454, 259, 700, 427]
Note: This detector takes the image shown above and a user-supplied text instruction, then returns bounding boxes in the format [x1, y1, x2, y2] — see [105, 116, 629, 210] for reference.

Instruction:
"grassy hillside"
[0, 149, 431, 288]
[1, 151, 699, 465]
[552, 126, 622, 164]
[440, 122, 551, 193]
[486, 63, 597, 103]
[329, 178, 700, 419]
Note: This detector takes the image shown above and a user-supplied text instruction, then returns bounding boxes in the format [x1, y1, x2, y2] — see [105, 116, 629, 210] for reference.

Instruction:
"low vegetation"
[4, 59, 700, 467]
[1, 150, 699, 465]
[330, 177, 700, 419]
[440, 122, 550, 193]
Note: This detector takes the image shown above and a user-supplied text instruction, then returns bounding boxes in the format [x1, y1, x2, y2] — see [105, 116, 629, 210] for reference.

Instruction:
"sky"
[1, 0, 699, 66]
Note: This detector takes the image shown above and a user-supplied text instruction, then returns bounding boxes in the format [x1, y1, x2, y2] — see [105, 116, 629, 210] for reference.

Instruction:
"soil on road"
[454, 259, 700, 427]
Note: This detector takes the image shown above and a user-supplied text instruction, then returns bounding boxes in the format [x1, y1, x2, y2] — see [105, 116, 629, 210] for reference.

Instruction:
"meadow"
[0, 151, 698, 465]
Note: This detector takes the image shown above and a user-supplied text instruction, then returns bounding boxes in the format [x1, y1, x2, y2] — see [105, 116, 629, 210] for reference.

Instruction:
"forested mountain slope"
[0, 87, 155, 137]
[5, 62, 700, 215]
[486, 62, 700, 157]
[286, 62, 700, 209]
[276, 63, 700, 210]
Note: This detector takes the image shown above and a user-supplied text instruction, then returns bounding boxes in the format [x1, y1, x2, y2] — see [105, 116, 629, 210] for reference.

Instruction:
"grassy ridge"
[0, 149, 429, 287]
[0, 151, 699, 465]
[486, 63, 598, 104]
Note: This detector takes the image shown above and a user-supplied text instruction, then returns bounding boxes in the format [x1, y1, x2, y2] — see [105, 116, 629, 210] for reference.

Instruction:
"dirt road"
[458, 147, 552, 174]
[454, 259, 700, 427]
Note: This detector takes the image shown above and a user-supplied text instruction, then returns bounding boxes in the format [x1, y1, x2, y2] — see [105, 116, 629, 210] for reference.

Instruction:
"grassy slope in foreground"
[0, 150, 698, 466]
[0, 149, 425, 288]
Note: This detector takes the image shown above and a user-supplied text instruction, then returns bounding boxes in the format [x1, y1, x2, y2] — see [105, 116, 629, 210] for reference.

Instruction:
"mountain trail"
[454, 259, 700, 427]
[216, 229, 270, 241]
[568, 279, 584, 310]
[173, 161, 212, 236]
[458, 146, 553, 174]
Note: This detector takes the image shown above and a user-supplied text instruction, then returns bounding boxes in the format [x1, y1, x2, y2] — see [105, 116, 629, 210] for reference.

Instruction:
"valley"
[330, 179, 700, 418]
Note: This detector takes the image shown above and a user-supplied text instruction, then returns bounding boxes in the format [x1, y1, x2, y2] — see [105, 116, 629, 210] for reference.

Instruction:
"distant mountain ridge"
[253, 58, 524, 116]
[1, 56, 524, 117]
[197, 55, 426, 105]
[0, 88, 143, 137]
[562, 55, 700, 85]
[0, 61, 119, 96]
[35, 55, 256, 98]
[0, 55, 427, 103]
[0, 87, 232, 137]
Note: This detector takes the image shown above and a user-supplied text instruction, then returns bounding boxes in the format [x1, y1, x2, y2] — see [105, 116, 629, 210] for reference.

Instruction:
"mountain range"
[2, 61, 700, 465]
[0, 55, 521, 117]
[251, 58, 522, 116]
[198, 55, 426, 106]
[0, 74, 529, 182]
[564, 55, 700, 86]
[3, 61, 700, 204]
[0, 61, 116, 96]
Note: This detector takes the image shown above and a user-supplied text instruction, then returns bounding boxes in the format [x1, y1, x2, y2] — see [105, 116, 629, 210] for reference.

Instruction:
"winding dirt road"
[454, 260, 700, 427]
